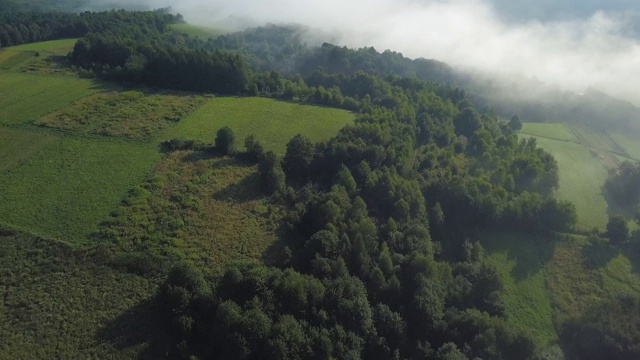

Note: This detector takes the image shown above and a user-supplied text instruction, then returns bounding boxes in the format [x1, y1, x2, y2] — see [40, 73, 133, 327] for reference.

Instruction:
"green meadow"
[531, 135, 610, 231]
[0, 73, 101, 124]
[521, 122, 576, 142]
[518, 122, 640, 231]
[9, 38, 78, 54]
[0, 127, 160, 243]
[163, 97, 355, 155]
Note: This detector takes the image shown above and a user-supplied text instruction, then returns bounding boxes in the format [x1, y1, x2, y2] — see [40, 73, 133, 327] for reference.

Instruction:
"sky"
[102, 0, 640, 105]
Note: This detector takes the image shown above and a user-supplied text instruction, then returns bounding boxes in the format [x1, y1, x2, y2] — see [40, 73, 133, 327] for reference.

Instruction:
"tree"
[244, 134, 264, 161]
[607, 215, 629, 245]
[508, 115, 522, 132]
[453, 107, 483, 138]
[258, 151, 285, 194]
[215, 126, 235, 154]
[283, 134, 315, 184]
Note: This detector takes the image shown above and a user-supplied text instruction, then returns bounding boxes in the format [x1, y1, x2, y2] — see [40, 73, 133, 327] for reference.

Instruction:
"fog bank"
[99, 0, 640, 105]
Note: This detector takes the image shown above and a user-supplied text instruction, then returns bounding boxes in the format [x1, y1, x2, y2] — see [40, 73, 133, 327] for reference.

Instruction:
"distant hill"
[0, 0, 150, 12]
[491, 0, 640, 22]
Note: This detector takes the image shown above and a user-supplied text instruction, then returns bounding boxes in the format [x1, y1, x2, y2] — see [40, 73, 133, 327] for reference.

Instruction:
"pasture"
[35, 90, 207, 139]
[0, 50, 36, 71]
[162, 97, 355, 155]
[610, 132, 640, 160]
[0, 127, 160, 243]
[9, 38, 78, 54]
[518, 122, 637, 231]
[520, 122, 576, 142]
[0, 73, 101, 124]
[531, 135, 610, 231]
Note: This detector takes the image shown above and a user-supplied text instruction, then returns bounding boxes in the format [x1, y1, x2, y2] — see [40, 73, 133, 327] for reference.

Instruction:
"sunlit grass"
[0, 73, 101, 124]
[0, 128, 161, 243]
[35, 90, 207, 139]
[162, 97, 355, 155]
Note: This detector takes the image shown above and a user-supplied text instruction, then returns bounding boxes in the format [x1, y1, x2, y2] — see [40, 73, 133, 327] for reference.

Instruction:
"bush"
[215, 127, 236, 155]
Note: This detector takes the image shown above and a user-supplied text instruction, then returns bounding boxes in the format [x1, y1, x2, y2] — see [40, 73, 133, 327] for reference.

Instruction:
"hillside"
[1, 8, 639, 360]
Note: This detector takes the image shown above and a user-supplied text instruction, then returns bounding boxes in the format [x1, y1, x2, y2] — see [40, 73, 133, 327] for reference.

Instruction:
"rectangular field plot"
[0, 73, 101, 124]
[0, 128, 161, 243]
[520, 123, 577, 142]
[10, 39, 79, 55]
[35, 90, 207, 139]
[162, 97, 355, 155]
[525, 135, 610, 230]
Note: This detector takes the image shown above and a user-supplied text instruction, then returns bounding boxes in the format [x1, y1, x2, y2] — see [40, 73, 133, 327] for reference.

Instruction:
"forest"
[1, 6, 639, 360]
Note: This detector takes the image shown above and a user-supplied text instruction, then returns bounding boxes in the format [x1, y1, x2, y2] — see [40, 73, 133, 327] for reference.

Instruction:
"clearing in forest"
[35, 90, 207, 139]
[162, 97, 355, 155]
[97, 150, 285, 273]
[170, 23, 225, 39]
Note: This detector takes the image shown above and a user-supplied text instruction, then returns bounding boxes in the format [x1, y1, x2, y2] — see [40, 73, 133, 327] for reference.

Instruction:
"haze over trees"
[1, 4, 638, 360]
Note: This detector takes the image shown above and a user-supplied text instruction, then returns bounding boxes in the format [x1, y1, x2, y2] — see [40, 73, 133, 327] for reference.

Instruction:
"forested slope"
[1, 8, 638, 360]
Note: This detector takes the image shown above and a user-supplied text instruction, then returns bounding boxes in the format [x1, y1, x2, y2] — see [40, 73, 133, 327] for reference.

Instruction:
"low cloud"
[106, 0, 640, 105]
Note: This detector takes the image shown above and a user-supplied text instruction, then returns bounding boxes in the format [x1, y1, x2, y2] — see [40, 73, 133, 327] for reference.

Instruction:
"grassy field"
[97, 150, 285, 274]
[610, 132, 640, 160]
[481, 232, 557, 350]
[0, 39, 78, 73]
[9, 38, 78, 54]
[521, 123, 576, 142]
[0, 128, 160, 243]
[0, 128, 57, 172]
[163, 97, 355, 155]
[0, 50, 36, 71]
[531, 135, 610, 231]
[170, 23, 225, 39]
[0, 230, 158, 359]
[0, 73, 102, 124]
[35, 90, 207, 139]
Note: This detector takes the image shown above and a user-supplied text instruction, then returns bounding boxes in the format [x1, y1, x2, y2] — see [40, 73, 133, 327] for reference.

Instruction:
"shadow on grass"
[582, 239, 619, 270]
[260, 220, 300, 268]
[214, 172, 263, 203]
[96, 296, 176, 358]
[479, 231, 557, 281]
[621, 241, 640, 275]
